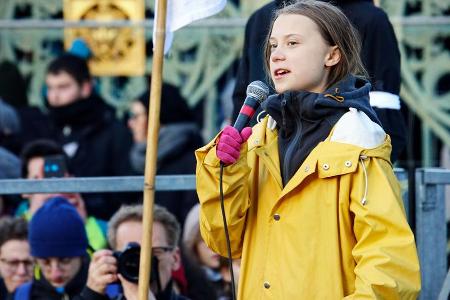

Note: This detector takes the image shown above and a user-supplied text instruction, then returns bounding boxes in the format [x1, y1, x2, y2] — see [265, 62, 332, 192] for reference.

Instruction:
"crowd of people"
[0, 32, 223, 300]
[0, 0, 420, 299]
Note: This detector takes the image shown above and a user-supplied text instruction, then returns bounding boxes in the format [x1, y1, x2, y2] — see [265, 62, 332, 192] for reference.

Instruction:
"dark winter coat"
[47, 94, 134, 219]
[130, 122, 203, 225]
[79, 280, 190, 300]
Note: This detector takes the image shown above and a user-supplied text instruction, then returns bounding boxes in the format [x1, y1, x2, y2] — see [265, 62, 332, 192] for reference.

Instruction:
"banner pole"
[138, 0, 167, 299]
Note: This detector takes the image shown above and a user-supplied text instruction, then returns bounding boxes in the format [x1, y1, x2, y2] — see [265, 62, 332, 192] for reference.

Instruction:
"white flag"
[153, 0, 227, 54]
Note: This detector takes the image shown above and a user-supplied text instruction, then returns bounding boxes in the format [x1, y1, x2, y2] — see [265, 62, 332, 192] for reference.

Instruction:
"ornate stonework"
[0, 0, 448, 143]
[63, 0, 145, 76]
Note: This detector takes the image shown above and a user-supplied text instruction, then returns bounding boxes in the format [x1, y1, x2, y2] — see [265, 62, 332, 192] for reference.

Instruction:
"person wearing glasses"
[0, 217, 32, 299]
[127, 85, 202, 227]
[10, 197, 93, 300]
[84, 204, 189, 300]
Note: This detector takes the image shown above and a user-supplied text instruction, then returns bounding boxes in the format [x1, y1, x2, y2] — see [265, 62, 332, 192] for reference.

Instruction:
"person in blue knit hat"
[10, 197, 99, 300]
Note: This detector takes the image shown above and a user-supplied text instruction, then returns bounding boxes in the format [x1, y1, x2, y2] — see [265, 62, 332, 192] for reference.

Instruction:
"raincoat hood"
[261, 75, 380, 185]
[261, 75, 380, 128]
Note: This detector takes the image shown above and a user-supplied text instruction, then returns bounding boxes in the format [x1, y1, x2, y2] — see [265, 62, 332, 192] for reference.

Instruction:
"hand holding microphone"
[217, 126, 252, 165]
[216, 81, 269, 165]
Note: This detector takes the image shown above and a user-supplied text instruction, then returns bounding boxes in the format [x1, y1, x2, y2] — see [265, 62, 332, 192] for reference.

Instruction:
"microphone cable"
[219, 162, 237, 300]
[215, 80, 269, 300]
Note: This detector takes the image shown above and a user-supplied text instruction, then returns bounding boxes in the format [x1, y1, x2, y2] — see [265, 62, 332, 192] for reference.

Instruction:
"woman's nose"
[271, 47, 285, 62]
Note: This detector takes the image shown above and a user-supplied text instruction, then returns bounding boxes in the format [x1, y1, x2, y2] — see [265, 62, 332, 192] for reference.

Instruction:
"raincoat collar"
[261, 75, 380, 129]
[248, 115, 392, 197]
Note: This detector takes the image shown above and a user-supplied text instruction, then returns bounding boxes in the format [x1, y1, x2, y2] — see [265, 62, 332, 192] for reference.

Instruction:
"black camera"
[113, 242, 160, 287]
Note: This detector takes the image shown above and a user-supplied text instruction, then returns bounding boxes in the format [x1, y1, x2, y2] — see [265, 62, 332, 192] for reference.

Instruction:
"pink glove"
[216, 125, 252, 165]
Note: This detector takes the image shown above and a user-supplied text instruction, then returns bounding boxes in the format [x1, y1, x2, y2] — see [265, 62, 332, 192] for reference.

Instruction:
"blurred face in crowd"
[127, 100, 148, 143]
[35, 256, 82, 288]
[23, 156, 87, 220]
[196, 240, 220, 269]
[0, 239, 33, 292]
[46, 71, 91, 107]
[115, 220, 180, 292]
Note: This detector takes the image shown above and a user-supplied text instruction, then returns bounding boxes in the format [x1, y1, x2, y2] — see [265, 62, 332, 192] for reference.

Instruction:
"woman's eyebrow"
[270, 33, 304, 41]
[284, 33, 303, 39]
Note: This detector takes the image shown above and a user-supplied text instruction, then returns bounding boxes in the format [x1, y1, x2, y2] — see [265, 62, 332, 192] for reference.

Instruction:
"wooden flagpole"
[138, 0, 167, 299]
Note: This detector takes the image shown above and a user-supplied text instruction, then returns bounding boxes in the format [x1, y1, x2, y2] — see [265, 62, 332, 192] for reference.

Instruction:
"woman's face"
[269, 14, 338, 94]
[128, 101, 148, 143]
[196, 240, 220, 269]
[0, 240, 33, 292]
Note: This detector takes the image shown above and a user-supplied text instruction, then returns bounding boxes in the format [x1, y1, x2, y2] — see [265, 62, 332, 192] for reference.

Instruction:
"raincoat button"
[264, 281, 271, 289]
[273, 214, 280, 221]
[304, 165, 309, 172]
[322, 163, 330, 170]
[345, 161, 352, 167]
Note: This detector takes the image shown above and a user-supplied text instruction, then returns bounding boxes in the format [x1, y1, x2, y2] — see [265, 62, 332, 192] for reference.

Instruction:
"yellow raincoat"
[196, 116, 421, 299]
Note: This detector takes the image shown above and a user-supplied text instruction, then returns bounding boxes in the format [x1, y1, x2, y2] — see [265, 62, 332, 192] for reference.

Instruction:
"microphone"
[233, 81, 270, 131]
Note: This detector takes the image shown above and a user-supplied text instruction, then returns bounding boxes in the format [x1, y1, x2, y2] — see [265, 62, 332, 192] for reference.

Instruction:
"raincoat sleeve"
[195, 133, 252, 258]
[345, 157, 421, 299]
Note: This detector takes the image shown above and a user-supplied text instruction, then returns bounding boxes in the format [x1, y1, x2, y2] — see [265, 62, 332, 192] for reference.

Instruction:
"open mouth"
[273, 68, 290, 78]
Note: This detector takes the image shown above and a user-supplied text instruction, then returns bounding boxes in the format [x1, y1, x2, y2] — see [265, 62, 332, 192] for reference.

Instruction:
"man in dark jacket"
[44, 54, 134, 219]
[9, 197, 94, 300]
[232, 0, 406, 162]
[82, 204, 189, 300]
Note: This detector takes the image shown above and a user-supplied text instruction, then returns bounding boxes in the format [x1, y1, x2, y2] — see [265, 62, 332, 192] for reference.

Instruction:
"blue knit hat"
[29, 197, 88, 258]
[68, 38, 92, 59]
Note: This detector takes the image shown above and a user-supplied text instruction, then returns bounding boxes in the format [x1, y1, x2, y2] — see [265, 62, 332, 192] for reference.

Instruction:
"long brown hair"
[263, 0, 368, 90]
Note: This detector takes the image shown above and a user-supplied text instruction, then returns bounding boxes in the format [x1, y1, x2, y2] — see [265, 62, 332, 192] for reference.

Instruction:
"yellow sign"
[64, 0, 146, 76]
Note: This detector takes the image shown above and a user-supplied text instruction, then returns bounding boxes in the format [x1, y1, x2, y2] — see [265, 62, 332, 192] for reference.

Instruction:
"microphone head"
[246, 81, 270, 103]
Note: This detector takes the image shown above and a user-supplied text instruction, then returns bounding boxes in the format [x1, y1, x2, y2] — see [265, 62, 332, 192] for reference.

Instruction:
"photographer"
[84, 204, 188, 300]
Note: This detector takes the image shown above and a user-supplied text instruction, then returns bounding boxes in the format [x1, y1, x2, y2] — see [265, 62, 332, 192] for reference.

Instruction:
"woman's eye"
[270, 43, 277, 51]
[287, 41, 298, 46]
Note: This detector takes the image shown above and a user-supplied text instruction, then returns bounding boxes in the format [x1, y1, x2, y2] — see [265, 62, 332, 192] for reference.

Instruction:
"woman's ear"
[325, 46, 341, 67]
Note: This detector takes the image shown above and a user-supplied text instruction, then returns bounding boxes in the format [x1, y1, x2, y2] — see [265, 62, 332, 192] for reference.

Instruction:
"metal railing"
[0, 16, 449, 29]
[2, 169, 450, 298]
[415, 168, 450, 300]
[0, 175, 196, 194]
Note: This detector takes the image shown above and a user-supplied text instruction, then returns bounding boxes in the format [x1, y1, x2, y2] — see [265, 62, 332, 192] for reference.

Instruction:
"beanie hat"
[29, 197, 88, 258]
[69, 38, 92, 60]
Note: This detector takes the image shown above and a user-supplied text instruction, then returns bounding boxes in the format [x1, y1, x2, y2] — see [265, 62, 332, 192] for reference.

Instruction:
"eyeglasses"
[152, 246, 174, 257]
[0, 258, 34, 273]
[35, 257, 77, 271]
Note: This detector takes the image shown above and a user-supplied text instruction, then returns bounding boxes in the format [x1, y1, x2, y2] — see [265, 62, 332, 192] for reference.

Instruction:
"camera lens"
[114, 243, 161, 287]
[117, 244, 140, 283]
